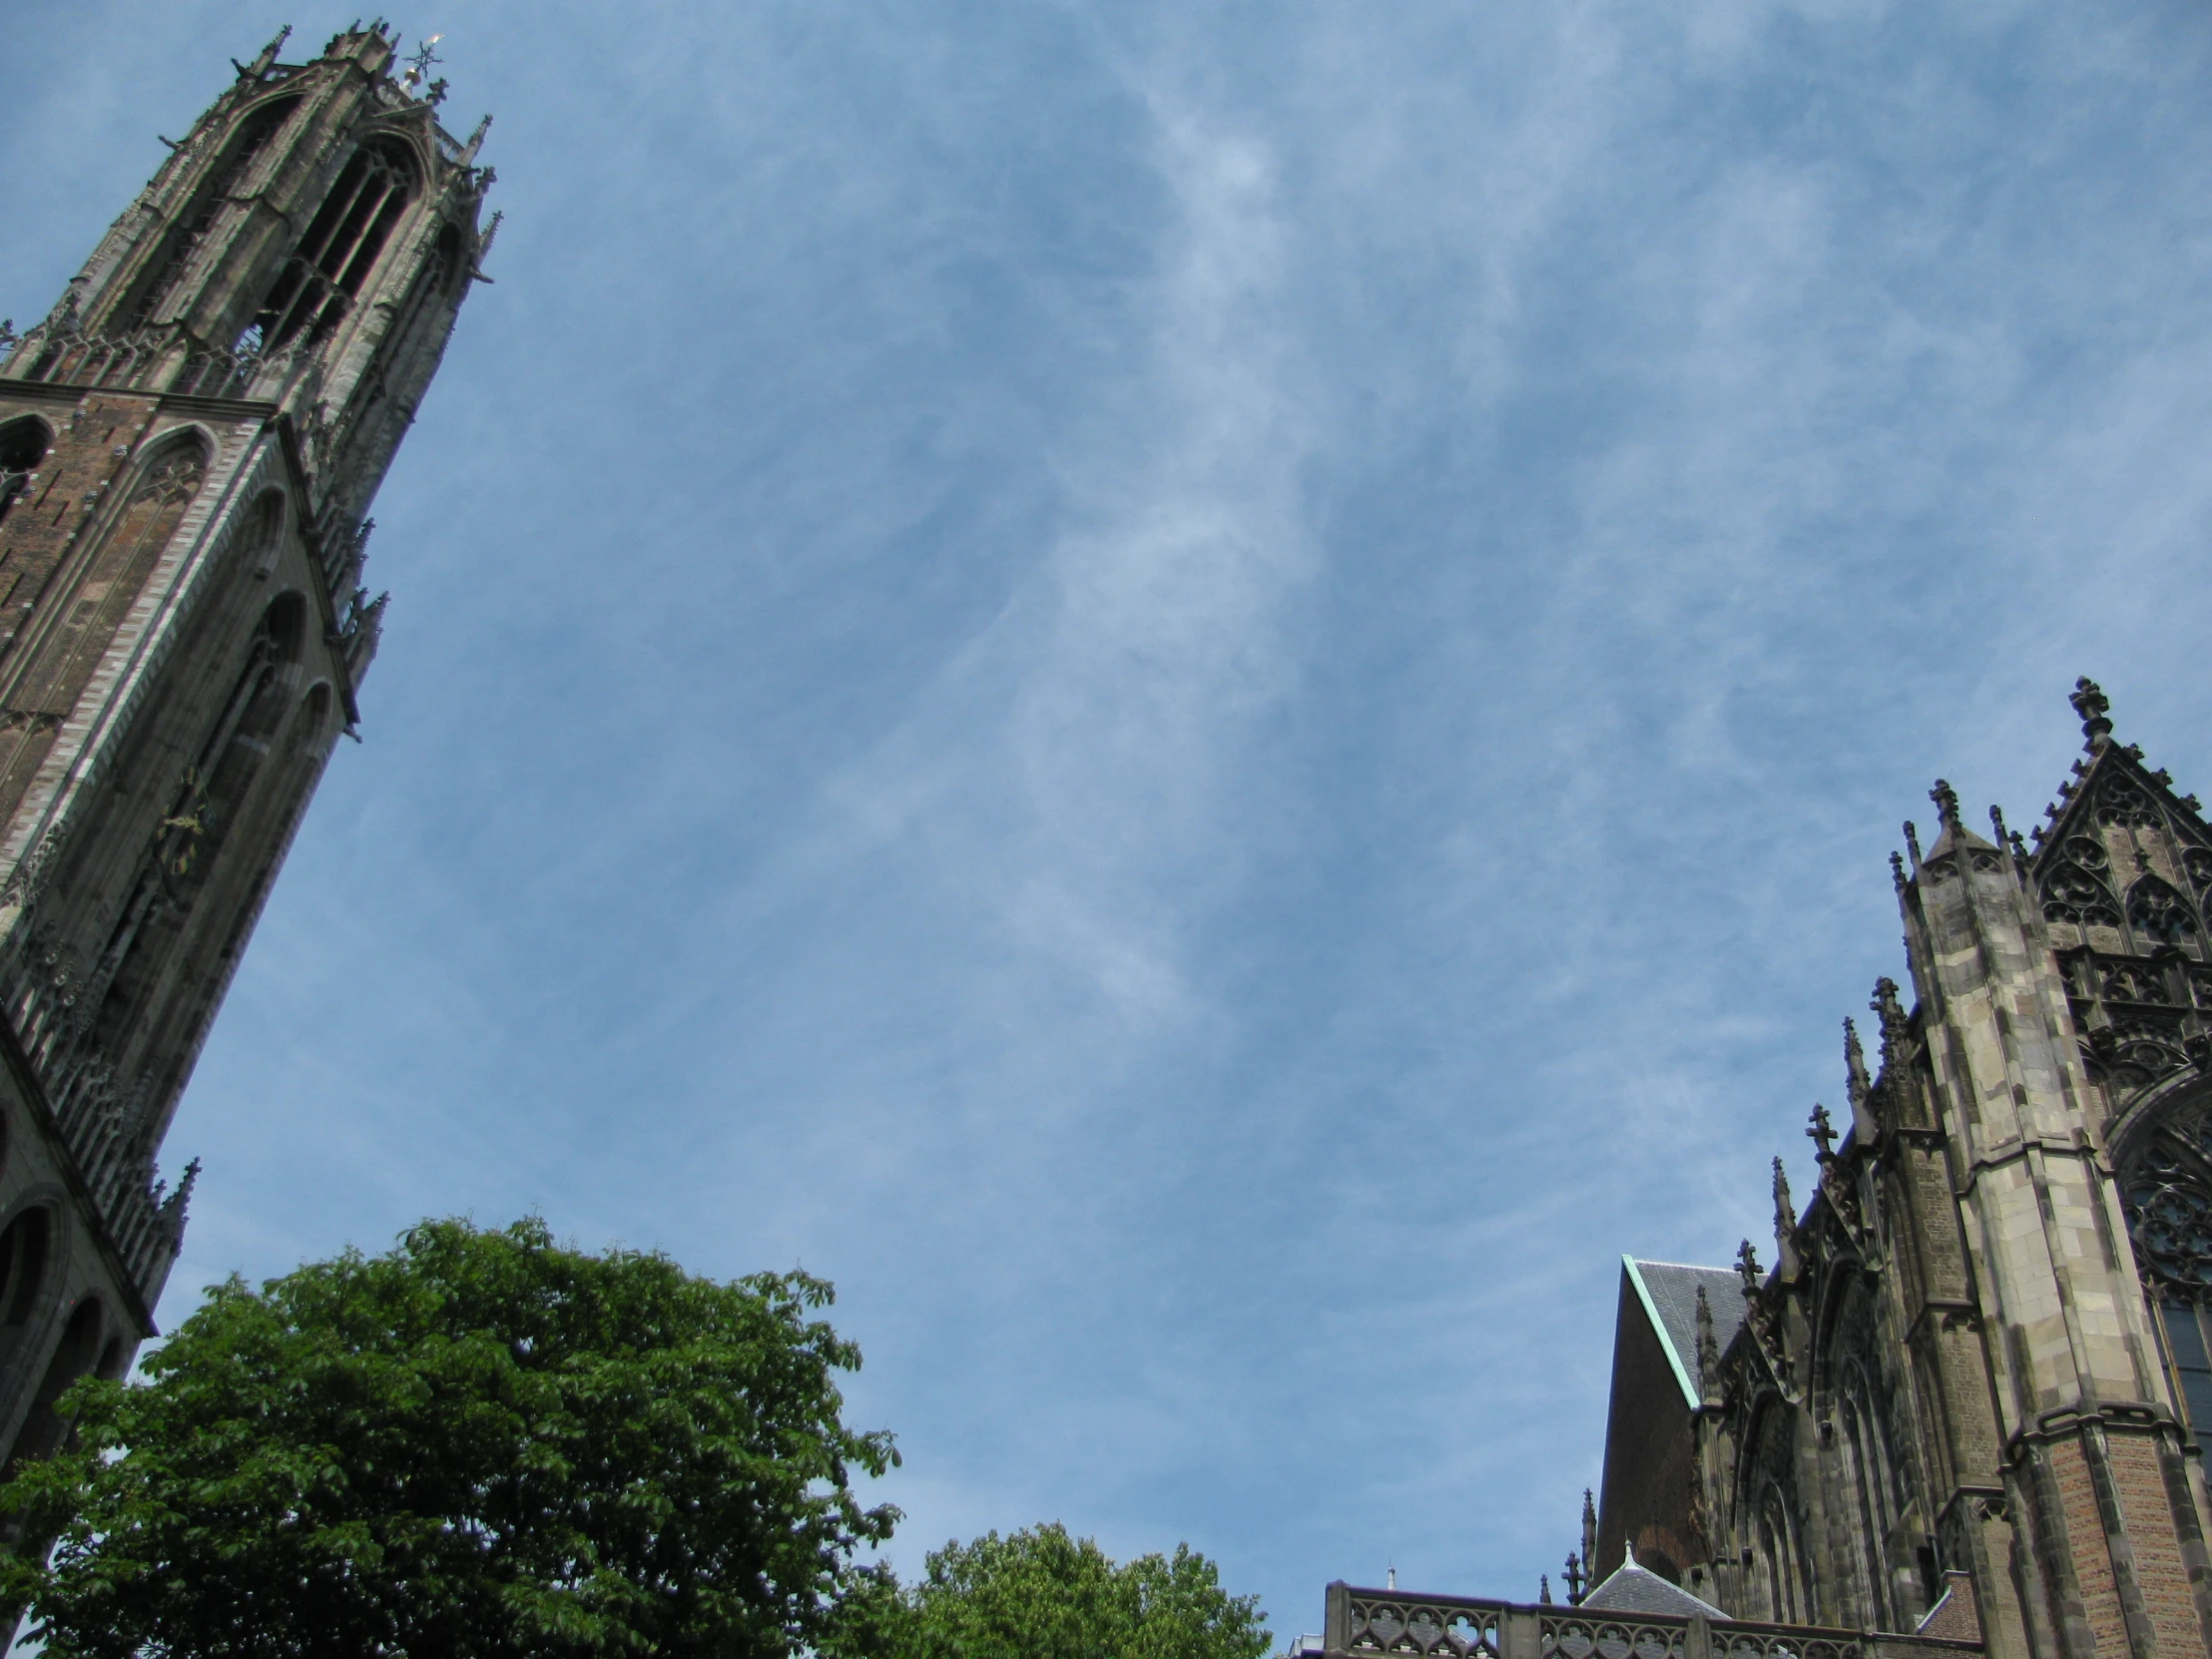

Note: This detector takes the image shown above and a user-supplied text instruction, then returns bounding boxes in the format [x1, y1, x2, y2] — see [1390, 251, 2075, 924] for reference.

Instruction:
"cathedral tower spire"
[0, 27, 488, 1470]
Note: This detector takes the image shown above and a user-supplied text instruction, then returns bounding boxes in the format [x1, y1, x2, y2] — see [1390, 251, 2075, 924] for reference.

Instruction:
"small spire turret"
[1871, 977, 1909, 1068]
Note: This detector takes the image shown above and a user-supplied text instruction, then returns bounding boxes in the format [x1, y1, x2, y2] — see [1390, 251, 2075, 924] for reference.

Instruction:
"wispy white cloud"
[6, 0, 2212, 1638]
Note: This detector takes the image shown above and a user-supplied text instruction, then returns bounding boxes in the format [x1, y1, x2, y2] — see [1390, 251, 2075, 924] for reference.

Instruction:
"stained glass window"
[2161, 1303, 2212, 1435]
[2118, 1100, 2212, 1436]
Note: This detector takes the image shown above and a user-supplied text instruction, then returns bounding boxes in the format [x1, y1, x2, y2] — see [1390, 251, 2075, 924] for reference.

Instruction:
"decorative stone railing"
[1322, 1585, 1981, 1659]
[0, 318, 306, 403]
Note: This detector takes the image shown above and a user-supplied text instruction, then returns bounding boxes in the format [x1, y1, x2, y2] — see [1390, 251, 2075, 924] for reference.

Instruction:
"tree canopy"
[0, 1217, 898, 1658]
[828, 1522, 1271, 1659]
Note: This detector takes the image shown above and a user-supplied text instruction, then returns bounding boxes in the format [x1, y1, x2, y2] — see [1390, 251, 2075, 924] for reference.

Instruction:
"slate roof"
[1626, 1259, 1747, 1405]
[1581, 1556, 1730, 1621]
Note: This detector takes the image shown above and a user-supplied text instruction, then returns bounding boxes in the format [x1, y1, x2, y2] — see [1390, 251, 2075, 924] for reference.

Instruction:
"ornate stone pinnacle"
[1807, 1102, 1837, 1161]
[1736, 1239, 1762, 1295]
[1844, 1018, 1870, 1102]
[1929, 780, 1961, 829]
[1871, 976, 1908, 1053]
[1903, 820, 1923, 864]
[1773, 1155, 1797, 1235]
[2071, 676, 2113, 752]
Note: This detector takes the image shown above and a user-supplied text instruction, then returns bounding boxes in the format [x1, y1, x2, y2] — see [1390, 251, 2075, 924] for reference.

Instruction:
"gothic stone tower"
[1595, 684, 2212, 1657]
[0, 24, 489, 1467]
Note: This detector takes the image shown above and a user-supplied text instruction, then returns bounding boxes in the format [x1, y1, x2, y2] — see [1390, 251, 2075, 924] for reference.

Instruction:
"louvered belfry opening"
[119, 96, 300, 334]
[245, 141, 417, 353]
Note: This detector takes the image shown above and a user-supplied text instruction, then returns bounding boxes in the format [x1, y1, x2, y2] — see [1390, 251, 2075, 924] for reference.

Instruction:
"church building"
[0, 26, 487, 1472]
[1324, 686, 2212, 1659]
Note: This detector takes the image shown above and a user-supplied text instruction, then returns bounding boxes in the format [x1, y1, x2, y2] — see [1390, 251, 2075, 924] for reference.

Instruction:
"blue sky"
[7, 0, 2212, 1638]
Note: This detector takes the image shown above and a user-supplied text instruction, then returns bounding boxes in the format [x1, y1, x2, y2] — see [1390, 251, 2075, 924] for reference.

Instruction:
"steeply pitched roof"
[1624, 1258, 1745, 1409]
[1581, 1555, 1730, 1620]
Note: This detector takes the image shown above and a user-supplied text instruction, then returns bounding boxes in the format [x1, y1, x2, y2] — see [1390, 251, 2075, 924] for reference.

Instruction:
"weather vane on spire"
[401, 34, 444, 91]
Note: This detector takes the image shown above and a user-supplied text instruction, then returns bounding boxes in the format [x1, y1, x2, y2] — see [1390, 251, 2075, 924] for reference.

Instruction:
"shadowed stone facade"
[1323, 688, 2212, 1659]
[0, 26, 488, 1473]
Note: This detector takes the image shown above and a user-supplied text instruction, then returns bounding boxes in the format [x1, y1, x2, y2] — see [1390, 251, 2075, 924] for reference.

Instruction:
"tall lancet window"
[94, 593, 305, 1053]
[246, 141, 417, 352]
[120, 97, 300, 334]
[2118, 1096, 2212, 1435]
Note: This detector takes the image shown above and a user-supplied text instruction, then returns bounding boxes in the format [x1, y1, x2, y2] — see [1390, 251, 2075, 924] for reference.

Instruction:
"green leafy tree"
[828, 1521, 1271, 1659]
[0, 1217, 899, 1658]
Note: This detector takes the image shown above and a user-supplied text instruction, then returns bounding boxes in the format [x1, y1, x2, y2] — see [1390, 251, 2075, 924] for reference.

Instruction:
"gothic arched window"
[241, 487, 286, 580]
[426, 222, 464, 296]
[248, 140, 418, 352]
[0, 1207, 53, 1374]
[120, 96, 300, 333]
[6, 1298, 105, 1472]
[1837, 1373, 1893, 1630]
[2128, 873, 2200, 946]
[2118, 1099, 2212, 1435]
[0, 418, 50, 527]
[294, 682, 332, 756]
[161, 590, 305, 887]
[1758, 1487, 1800, 1625]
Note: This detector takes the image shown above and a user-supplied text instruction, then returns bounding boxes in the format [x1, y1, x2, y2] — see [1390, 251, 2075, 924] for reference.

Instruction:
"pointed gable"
[2022, 678, 2212, 1097]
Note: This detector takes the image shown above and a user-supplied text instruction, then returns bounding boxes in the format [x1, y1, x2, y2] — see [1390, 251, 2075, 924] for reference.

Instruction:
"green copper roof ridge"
[1622, 1254, 1701, 1411]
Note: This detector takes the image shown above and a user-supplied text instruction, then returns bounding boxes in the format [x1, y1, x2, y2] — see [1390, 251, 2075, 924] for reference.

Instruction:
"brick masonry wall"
[0, 390, 159, 638]
[2107, 1430, 2206, 1655]
[2050, 1437, 2127, 1653]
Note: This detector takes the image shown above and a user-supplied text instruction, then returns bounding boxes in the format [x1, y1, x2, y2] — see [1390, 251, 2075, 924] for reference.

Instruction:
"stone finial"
[1773, 1155, 1797, 1235]
[1807, 1102, 1837, 1162]
[1581, 1488, 1597, 1573]
[1736, 1239, 1762, 1296]
[1540, 1574, 1552, 1606]
[1988, 804, 2008, 845]
[2071, 677, 2113, 753]
[1903, 820, 1923, 865]
[1890, 849, 1907, 889]
[1930, 780, 1961, 830]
